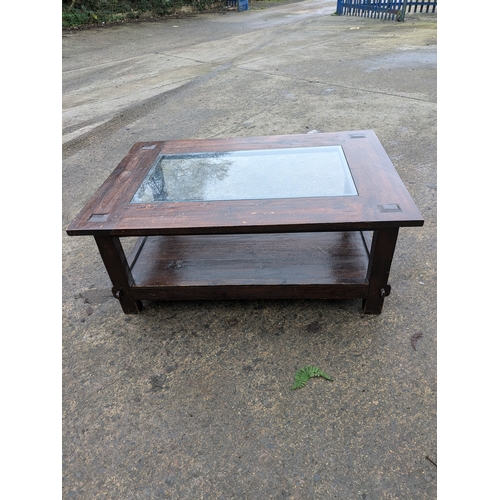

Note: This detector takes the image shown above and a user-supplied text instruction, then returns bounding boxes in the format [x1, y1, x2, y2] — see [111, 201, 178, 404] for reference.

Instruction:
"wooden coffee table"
[66, 131, 424, 315]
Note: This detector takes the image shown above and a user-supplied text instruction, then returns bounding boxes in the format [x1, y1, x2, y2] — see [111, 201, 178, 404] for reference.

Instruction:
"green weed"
[290, 366, 332, 390]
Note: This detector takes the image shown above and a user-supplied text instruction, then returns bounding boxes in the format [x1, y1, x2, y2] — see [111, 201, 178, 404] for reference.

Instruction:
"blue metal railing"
[336, 0, 436, 21]
[226, 0, 249, 11]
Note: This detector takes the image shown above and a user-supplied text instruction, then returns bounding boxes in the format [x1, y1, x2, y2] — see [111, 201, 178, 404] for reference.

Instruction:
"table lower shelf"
[126, 231, 372, 301]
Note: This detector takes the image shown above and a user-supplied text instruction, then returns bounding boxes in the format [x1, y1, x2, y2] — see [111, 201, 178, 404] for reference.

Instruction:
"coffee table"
[66, 131, 424, 315]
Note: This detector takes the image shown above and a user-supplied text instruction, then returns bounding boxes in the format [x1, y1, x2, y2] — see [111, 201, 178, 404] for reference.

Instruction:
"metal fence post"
[397, 0, 407, 21]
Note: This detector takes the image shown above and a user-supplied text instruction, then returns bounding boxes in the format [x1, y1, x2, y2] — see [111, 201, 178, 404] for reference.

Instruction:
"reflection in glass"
[131, 146, 357, 203]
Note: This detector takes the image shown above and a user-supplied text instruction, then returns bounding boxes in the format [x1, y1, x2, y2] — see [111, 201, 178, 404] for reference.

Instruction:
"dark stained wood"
[361, 231, 373, 255]
[363, 228, 399, 314]
[123, 231, 370, 302]
[94, 235, 143, 314]
[66, 131, 424, 315]
[66, 131, 424, 237]
[130, 232, 369, 287]
[131, 283, 369, 301]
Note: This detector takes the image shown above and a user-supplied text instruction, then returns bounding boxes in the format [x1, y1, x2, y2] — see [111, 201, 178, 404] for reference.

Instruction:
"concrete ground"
[62, 1, 437, 498]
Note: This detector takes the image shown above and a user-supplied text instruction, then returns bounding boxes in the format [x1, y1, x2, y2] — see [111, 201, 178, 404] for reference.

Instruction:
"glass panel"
[131, 146, 357, 203]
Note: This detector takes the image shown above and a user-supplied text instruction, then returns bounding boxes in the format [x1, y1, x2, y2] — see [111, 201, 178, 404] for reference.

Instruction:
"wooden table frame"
[67, 131, 424, 315]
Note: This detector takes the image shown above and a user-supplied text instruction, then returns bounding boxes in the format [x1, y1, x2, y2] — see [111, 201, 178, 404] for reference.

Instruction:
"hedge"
[62, 0, 225, 27]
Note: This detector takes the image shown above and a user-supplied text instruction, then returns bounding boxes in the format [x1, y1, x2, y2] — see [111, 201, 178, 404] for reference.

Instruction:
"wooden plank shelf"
[126, 231, 371, 301]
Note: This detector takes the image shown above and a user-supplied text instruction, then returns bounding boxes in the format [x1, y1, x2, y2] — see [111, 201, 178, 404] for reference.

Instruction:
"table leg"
[363, 227, 399, 314]
[94, 235, 143, 314]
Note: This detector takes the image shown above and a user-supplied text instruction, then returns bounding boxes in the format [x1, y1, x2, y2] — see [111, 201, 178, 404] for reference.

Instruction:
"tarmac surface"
[62, 1, 437, 498]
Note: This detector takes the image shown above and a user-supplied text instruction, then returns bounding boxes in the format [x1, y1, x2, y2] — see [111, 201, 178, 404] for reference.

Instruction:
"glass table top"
[131, 146, 358, 203]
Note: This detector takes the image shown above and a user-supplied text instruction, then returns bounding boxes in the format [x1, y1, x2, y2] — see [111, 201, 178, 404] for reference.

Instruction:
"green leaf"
[290, 365, 332, 390]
